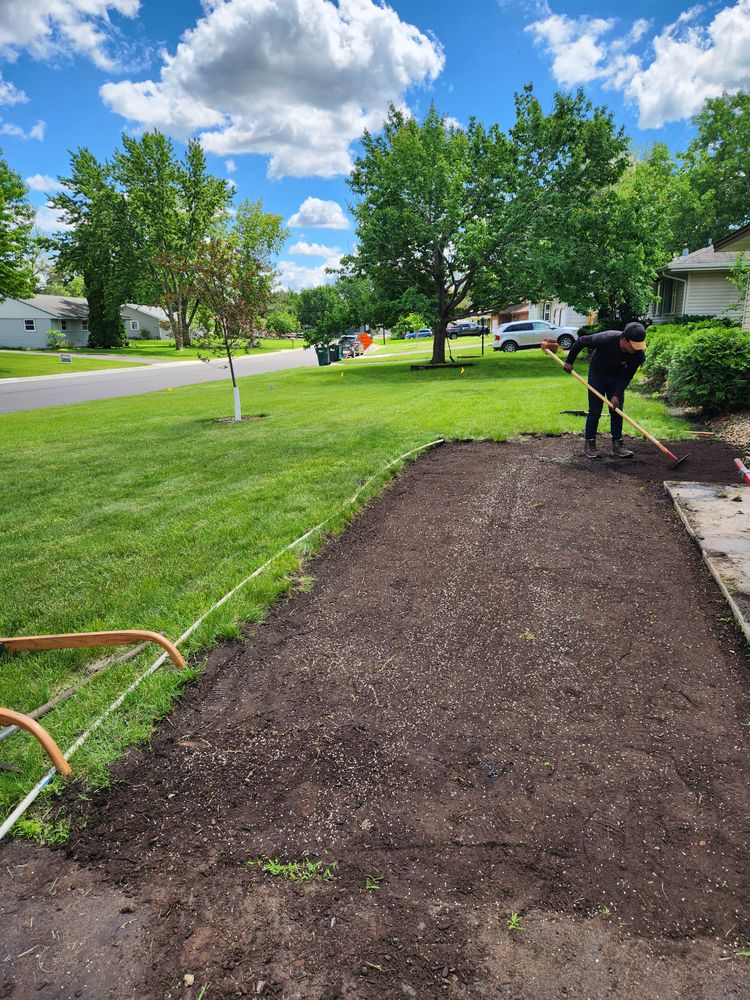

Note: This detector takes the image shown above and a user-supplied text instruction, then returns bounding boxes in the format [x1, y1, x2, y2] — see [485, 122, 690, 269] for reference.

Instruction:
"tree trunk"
[431, 320, 448, 365]
[226, 341, 241, 421]
[179, 301, 192, 348]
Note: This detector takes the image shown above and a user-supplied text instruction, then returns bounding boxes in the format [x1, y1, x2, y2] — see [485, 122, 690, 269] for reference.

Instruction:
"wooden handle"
[0, 630, 186, 670]
[542, 348, 679, 463]
[0, 709, 72, 776]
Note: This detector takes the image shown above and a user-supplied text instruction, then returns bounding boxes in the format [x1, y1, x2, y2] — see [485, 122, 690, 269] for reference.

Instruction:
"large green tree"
[49, 149, 139, 347]
[347, 91, 628, 364]
[112, 132, 232, 349]
[0, 149, 35, 301]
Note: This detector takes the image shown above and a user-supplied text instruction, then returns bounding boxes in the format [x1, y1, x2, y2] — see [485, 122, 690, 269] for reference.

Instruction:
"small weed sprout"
[507, 913, 525, 933]
[365, 875, 383, 891]
[246, 857, 335, 884]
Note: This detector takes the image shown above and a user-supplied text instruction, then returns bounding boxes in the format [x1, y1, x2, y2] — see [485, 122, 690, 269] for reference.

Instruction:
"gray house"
[0, 296, 172, 349]
[650, 245, 745, 324]
[714, 223, 750, 330]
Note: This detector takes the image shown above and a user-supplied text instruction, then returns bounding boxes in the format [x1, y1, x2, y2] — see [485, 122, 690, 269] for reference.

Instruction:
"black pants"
[585, 368, 624, 440]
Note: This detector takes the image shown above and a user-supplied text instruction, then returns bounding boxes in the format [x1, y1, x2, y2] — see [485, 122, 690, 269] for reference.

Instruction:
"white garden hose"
[0, 438, 445, 840]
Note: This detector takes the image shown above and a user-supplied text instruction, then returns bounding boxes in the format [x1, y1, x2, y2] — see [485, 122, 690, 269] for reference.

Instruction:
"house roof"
[124, 303, 169, 322]
[23, 294, 89, 319]
[664, 245, 739, 272]
[714, 222, 750, 252]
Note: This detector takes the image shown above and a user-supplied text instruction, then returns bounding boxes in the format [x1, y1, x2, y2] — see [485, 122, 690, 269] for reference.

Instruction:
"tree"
[0, 148, 35, 301]
[48, 149, 139, 347]
[392, 312, 426, 339]
[676, 92, 750, 249]
[194, 204, 285, 421]
[346, 92, 628, 365]
[112, 132, 232, 349]
[298, 284, 345, 345]
[266, 310, 297, 336]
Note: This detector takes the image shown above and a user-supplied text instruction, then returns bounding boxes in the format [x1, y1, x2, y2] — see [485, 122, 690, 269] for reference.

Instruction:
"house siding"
[121, 305, 169, 340]
[684, 271, 742, 320]
[0, 299, 55, 349]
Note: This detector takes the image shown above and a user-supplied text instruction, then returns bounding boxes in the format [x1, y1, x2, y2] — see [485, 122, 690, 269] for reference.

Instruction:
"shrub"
[47, 330, 70, 350]
[666, 328, 750, 414]
[642, 326, 698, 388]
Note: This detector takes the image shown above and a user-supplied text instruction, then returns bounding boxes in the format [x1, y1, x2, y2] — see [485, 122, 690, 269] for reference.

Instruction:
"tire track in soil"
[1, 438, 749, 1000]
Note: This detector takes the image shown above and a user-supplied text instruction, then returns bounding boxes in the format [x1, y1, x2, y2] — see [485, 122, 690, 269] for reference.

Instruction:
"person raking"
[563, 322, 647, 459]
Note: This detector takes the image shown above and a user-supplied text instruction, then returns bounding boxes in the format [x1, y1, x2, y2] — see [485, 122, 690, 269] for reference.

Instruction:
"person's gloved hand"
[611, 395, 620, 409]
[563, 363, 573, 373]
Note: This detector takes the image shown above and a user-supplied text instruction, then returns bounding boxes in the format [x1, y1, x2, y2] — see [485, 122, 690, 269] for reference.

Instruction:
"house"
[713, 223, 750, 330]
[0, 296, 172, 349]
[491, 299, 591, 333]
[650, 244, 744, 325]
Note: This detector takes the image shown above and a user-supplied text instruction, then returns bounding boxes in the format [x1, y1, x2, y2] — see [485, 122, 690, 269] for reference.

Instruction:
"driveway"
[0, 348, 317, 413]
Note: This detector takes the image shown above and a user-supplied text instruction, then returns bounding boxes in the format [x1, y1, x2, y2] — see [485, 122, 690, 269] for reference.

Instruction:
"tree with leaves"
[194, 202, 286, 421]
[48, 149, 140, 347]
[346, 91, 628, 365]
[0, 148, 36, 301]
[112, 132, 232, 349]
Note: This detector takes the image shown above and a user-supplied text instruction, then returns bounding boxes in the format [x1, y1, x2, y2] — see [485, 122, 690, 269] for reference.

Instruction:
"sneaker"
[583, 438, 599, 459]
[612, 439, 634, 458]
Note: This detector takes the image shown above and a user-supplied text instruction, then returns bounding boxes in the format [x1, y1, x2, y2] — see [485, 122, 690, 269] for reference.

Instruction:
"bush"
[666, 328, 750, 414]
[47, 330, 70, 350]
[641, 326, 699, 388]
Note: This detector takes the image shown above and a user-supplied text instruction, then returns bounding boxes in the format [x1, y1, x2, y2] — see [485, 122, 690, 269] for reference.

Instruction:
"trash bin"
[315, 346, 331, 366]
[328, 344, 339, 363]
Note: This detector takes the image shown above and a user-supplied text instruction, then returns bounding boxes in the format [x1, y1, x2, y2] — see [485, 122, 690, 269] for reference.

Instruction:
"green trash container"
[315, 346, 331, 366]
[328, 344, 339, 364]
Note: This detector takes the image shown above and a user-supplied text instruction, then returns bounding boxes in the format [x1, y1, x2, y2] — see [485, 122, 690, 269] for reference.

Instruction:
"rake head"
[668, 451, 692, 471]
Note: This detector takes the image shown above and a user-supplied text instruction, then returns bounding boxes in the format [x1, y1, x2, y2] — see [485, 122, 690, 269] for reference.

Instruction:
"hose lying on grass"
[0, 438, 445, 841]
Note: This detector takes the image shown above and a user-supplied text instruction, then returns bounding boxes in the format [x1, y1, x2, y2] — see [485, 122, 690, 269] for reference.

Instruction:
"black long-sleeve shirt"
[566, 331, 645, 396]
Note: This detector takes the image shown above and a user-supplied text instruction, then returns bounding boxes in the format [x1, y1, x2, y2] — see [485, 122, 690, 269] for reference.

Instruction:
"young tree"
[49, 149, 139, 347]
[392, 312, 427, 339]
[298, 284, 344, 345]
[266, 310, 297, 337]
[112, 133, 232, 349]
[194, 203, 286, 421]
[347, 92, 628, 365]
[0, 148, 36, 300]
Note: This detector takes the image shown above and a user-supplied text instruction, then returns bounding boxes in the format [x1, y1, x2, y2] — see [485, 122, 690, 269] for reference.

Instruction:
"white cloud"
[26, 173, 65, 191]
[0, 0, 140, 71]
[225, 158, 236, 173]
[287, 197, 350, 230]
[527, 1, 750, 128]
[288, 240, 342, 262]
[276, 259, 338, 291]
[33, 202, 72, 232]
[100, 0, 445, 178]
[0, 119, 45, 141]
[0, 74, 27, 106]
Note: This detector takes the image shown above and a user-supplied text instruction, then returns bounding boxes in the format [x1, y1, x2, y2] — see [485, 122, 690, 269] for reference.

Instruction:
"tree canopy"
[0, 149, 36, 302]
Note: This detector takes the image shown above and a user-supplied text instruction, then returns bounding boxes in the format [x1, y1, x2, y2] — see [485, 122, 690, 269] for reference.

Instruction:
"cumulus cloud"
[288, 240, 343, 261]
[0, 0, 140, 71]
[33, 202, 72, 232]
[276, 259, 338, 291]
[225, 159, 236, 173]
[100, 0, 445, 178]
[0, 119, 45, 141]
[26, 172, 65, 191]
[527, 1, 750, 128]
[0, 74, 27, 106]
[287, 197, 350, 230]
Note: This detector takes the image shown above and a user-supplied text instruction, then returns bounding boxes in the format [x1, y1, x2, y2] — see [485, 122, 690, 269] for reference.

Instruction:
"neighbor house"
[491, 299, 591, 333]
[0, 296, 172, 349]
[713, 223, 750, 330]
[650, 244, 745, 325]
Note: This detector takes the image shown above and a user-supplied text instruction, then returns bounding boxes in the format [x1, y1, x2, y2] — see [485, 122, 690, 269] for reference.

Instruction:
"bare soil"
[2, 439, 749, 1000]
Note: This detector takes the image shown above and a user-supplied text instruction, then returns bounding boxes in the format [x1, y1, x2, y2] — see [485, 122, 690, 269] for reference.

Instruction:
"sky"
[1, 0, 749, 290]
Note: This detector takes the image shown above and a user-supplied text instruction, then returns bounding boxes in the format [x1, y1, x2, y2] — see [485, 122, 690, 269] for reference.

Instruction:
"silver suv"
[493, 320, 578, 353]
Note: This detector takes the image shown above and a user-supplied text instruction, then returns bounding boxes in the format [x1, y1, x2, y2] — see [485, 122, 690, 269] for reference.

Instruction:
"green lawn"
[0, 350, 688, 835]
[52, 337, 300, 362]
[363, 336, 487, 358]
[0, 353, 147, 379]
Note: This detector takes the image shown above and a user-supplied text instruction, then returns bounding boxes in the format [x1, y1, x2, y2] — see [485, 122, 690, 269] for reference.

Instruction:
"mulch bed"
[2, 438, 749, 999]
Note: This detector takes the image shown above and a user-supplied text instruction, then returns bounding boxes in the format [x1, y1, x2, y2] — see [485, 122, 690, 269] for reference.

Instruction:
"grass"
[32, 337, 300, 362]
[362, 336, 487, 358]
[247, 857, 336, 883]
[0, 353, 147, 379]
[0, 350, 689, 830]
[507, 913, 525, 932]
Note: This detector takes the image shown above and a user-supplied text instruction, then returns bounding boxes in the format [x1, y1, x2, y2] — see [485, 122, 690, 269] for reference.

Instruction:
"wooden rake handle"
[0, 708, 72, 776]
[542, 347, 679, 464]
[0, 630, 186, 669]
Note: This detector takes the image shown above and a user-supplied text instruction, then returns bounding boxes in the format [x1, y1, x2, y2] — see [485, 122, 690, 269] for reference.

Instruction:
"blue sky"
[1, 0, 749, 288]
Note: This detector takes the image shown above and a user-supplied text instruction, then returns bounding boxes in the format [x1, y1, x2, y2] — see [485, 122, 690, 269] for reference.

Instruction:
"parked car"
[338, 333, 365, 357]
[404, 328, 433, 339]
[493, 320, 578, 353]
[446, 321, 487, 339]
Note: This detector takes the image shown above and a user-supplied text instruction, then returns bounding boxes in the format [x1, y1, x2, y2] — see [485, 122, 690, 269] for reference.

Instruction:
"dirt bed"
[2, 439, 749, 999]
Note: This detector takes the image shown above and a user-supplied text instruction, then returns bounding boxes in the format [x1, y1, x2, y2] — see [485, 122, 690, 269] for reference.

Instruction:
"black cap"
[623, 322, 647, 343]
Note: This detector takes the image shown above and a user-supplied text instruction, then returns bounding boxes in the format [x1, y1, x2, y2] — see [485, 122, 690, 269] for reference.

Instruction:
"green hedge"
[666, 327, 750, 414]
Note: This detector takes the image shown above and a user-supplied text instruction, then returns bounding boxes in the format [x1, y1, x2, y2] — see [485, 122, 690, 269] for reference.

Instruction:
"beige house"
[714, 223, 750, 330]
[650, 244, 745, 325]
[491, 299, 591, 333]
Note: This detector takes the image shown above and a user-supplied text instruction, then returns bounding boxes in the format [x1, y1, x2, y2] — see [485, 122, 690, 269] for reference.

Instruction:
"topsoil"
[1, 438, 749, 1000]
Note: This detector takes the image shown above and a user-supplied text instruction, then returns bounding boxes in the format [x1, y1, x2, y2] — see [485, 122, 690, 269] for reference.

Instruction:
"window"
[543, 301, 551, 321]
[24, 319, 35, 331]
[509, 322, 533, 332]
[81, 319, 88, 331]
[662, 278, 675, 314]
[532, 321, 550, 331]
[130, 320, 139, 331]
[60, 320, 68, 331]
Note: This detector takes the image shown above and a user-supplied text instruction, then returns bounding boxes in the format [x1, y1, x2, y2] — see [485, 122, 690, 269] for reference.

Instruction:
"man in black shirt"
[563, 322, 647, 459]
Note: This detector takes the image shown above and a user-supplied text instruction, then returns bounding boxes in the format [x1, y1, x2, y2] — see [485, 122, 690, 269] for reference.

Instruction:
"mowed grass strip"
[0, 352, 688, 825]
[0, 353, 148, 379]
[43, 337, 300, 363]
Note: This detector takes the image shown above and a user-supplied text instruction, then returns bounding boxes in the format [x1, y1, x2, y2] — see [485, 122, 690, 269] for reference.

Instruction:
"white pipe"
[0, 438, 445, 840]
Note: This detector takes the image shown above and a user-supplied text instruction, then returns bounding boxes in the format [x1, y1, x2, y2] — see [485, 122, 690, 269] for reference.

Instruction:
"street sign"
[60, 354, 72, 364]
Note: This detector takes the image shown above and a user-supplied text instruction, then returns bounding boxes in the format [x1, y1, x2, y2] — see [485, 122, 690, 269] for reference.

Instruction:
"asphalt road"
[0, 348, 318, 413]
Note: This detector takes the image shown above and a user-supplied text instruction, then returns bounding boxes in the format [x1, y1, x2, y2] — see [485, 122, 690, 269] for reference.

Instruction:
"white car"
[493, 320, 578, 353]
